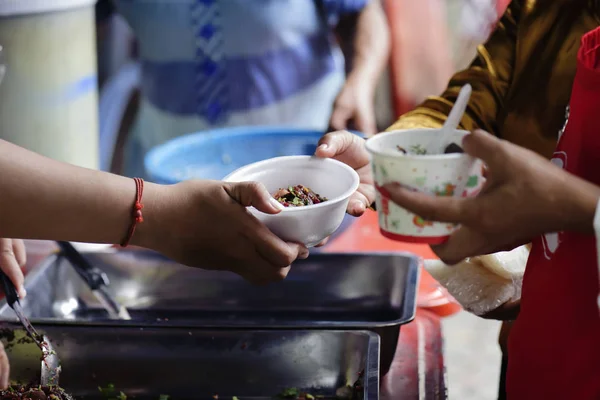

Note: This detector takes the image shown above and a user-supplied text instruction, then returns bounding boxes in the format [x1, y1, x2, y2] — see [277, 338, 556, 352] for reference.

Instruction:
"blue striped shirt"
[115, 0, 367, 177]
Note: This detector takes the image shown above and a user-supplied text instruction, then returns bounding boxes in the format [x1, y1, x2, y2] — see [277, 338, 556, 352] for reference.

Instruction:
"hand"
[315, 130, 376, 216]
[382, 129, 600, 264]
[0, 341, 8, 389]
[329, 78, 377, 137]
[0, 239, 26, 299]
[137, 180, 309, 285]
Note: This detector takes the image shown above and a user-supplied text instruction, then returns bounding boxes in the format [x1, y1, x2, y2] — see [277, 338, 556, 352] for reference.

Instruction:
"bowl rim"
[366, 128, 472, 160]
[223, 155, 360, 213]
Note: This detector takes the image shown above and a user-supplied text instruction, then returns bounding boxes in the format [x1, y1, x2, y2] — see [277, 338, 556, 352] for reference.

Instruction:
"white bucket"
[0, 0, 99, 169]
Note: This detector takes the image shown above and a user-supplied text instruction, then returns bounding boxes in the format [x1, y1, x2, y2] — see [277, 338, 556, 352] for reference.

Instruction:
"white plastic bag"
[424, 245, 530, 316]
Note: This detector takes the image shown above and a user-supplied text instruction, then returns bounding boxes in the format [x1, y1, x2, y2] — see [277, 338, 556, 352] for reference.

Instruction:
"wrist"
[346, 68, 377, 94]
[130, 182, 167, 251]
[561, 176, 600, 233]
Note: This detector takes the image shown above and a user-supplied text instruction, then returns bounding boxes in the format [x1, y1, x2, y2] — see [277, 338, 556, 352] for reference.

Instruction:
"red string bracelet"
[120, 177, 144, 247]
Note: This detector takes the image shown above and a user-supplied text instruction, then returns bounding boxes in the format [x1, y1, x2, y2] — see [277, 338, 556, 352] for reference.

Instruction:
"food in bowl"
[223, 155, 360, 247]
[273, 185, 328, 207]
[396, 144, 427, 155]
[366, 128, 484, 244]
[0, 385, 74, 400]
[396, 143, 464, 155]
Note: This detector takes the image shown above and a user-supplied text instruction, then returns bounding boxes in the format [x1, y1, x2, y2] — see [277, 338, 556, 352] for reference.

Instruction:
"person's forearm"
[0, 139, 162, 246]
[388, 1, 520, 134]
[346, 0, 390, 88]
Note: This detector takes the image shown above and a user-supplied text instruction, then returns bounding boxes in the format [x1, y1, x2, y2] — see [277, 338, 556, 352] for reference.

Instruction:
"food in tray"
[94, 379, 362, 400]
[272, 185, 327, 207]
[99, 384, 170, 400]
[276, 386, 357, 400]
[0, 385, 74, 400]
[278, 370, 364, 400]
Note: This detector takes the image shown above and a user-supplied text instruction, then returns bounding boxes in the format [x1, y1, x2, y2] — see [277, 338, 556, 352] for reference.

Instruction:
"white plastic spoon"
[425, 83, 472, 154]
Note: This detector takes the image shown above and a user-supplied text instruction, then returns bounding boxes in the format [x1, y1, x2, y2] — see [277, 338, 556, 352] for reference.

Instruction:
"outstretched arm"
[0, 139, 308, 285]
[388, 1, 521, 134]
[0, 139, 146, 244]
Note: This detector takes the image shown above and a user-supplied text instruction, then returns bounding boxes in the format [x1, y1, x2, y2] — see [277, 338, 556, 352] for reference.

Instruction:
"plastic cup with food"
[224, 155, 360, 247]
[365, 128, 484, 244]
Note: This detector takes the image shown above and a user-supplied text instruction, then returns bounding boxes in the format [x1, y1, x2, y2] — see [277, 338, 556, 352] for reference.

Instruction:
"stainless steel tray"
[0, 252, 419, 373]
[1, 324, 379, 400]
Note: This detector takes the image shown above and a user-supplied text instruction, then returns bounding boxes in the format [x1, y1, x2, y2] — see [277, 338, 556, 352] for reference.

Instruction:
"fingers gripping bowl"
[224, 156, 360, 247]
[366, 128, 485, 244]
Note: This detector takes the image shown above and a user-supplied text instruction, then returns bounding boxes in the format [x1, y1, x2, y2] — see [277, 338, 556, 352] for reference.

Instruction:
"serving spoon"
[424, 84, 472, 154]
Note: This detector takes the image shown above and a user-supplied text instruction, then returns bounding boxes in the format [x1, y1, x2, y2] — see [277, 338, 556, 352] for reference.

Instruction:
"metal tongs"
[57, 241, 131, 320]
[0, 271, 60, 385]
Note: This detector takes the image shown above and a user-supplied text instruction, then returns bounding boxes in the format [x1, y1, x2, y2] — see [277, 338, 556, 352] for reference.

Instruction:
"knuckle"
[247, 181, 262, 192]
[279, 249, 296, 266]
[0, 254, 14, 266]
[273, 268, 289, 282]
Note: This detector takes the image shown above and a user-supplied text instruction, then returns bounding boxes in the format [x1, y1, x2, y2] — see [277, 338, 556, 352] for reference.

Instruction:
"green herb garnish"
[410, 144, 427, 155]
[279, 387, 300, 399]
[98, 384, 115, 396]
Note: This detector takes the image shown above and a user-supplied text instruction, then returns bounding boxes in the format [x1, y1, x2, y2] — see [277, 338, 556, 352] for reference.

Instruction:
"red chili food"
[272, 185, 327, 207]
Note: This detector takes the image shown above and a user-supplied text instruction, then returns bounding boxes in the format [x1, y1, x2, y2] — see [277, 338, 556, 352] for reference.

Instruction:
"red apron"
[507, 27, 600, 399]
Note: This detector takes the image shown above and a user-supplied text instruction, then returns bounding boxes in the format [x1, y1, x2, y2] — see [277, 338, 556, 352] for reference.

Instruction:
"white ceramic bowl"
[224, 156, 360, 247]
[366, 128, 485, 244]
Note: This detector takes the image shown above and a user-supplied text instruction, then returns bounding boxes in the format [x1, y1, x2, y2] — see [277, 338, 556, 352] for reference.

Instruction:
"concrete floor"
[442, 311, 503, 400]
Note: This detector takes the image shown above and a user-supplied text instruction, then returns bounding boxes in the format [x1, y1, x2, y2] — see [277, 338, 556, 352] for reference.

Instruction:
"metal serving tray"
[0, 252, 419, 373]
[1, 324, 379, 400]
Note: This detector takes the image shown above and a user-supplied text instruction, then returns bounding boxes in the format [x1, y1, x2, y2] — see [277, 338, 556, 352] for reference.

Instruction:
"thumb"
[315, 130, 370, 170]
[225, 181, 284, 214]
[315, 130, 356, 159]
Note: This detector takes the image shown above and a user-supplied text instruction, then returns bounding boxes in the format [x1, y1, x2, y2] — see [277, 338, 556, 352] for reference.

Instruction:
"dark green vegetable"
[278, 387, 299, 398]
[98, 384, 127, 400]
[99, 385, 170, 400]
[410, 144, 427, 155]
